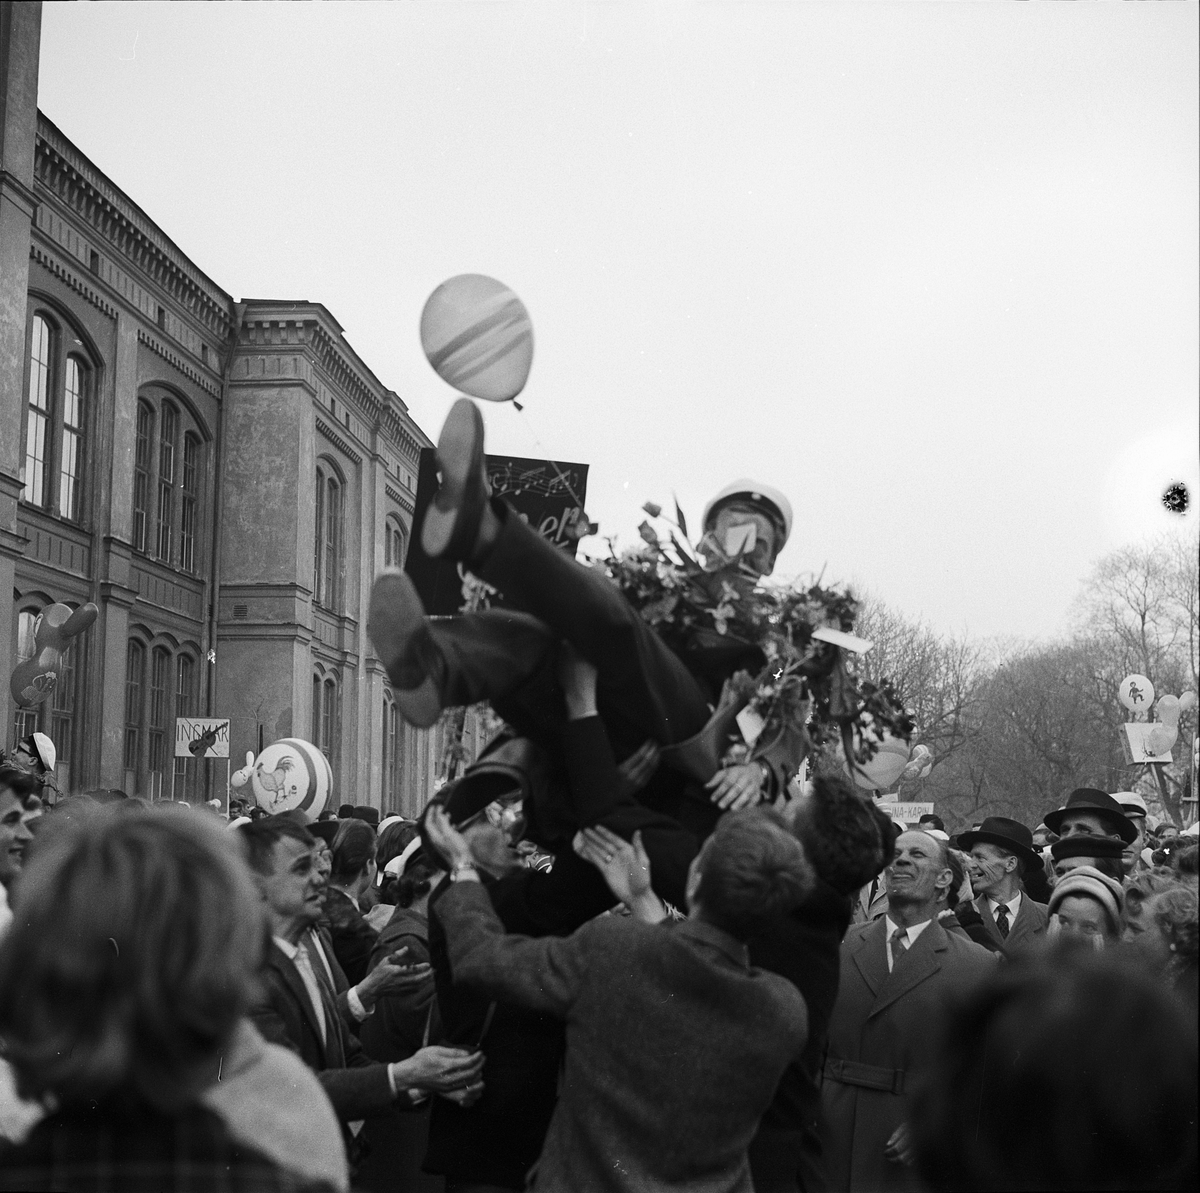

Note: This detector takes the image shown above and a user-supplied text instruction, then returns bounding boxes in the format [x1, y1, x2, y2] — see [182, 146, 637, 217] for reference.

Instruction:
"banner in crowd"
[175, 717, 230, 759]
[406, 449, 589, 615]
[876, 801, 935, 821]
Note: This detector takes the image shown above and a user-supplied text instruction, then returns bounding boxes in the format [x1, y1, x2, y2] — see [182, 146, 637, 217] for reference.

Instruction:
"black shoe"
[367, 571, 445, 728]
[421, 398, 490, 561]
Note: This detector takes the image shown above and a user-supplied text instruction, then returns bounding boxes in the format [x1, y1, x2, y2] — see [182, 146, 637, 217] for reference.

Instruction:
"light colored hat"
[377, 836, 424, 885]
[1048, 865, 1123, 931]
[227, 816, 252, 831]
[702, 480, 793, 547]
[925, 828, 950, 841]
[377, 815, 406, 835]
[30, 732, 56, 772]
[1113, 791, 1148, 818]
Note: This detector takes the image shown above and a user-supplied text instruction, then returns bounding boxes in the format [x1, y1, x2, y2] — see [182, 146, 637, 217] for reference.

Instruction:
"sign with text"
[876, 802, 935, 821]
[1121, 723, 1173, 766]
[175, 717, 230, 759]
[405, 450, 590, 616]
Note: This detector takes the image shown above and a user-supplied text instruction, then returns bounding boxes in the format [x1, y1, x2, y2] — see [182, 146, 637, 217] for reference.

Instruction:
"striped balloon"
[420, 274, 534, 402]
[249, 737, 333, 822]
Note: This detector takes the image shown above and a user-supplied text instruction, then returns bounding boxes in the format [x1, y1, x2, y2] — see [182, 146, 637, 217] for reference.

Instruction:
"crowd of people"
[0, 398, 1196, 1192]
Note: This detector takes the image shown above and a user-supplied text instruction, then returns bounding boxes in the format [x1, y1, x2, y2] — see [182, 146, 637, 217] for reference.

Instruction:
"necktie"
[995, 903, 1011, 938]
[889, 927, 908, 970]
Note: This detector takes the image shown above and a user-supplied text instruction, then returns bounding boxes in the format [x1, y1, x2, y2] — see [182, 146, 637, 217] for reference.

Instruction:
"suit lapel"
[852, 919, 889, 997]
[869, 920, 945, 1019]
[1010, 896, 1044, 944]
[269, 941, 329, 1052]
[974, 896, 1004, 948]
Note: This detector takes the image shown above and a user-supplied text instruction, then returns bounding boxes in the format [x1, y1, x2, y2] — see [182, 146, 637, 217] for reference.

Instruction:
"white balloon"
[846, 736, 910, 791]
[1118, 674, 1155, 712]
[1178, 691, 1198, 713]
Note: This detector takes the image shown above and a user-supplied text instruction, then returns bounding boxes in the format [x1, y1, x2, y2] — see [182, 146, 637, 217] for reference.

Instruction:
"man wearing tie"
[958, 817, 1049, 955]
[820, 831, 994, 1193]
[240, 816, 485, 1157]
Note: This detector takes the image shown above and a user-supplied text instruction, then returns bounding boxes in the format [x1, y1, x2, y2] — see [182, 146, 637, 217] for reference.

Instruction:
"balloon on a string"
[420, 274, 534, 403]
[240, 738, 333, 821]
[1156, 694, 1182, 728]
[845, 735, 911, 791]
[1118, 674, 1155, 712]
[1178, 691, 1198, 714]
[1146, 724, 1177, 757]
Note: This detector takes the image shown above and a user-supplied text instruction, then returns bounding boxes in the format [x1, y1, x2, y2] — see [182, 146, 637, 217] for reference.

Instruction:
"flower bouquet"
[587, 502, 914, 781]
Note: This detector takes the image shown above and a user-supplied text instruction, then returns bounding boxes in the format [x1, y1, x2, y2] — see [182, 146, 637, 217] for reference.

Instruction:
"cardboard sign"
[175, 717, 230, 759]
[1121, 723, 1173, 766]
[876, 801, 935, 820]
[405, 450, 589, 615]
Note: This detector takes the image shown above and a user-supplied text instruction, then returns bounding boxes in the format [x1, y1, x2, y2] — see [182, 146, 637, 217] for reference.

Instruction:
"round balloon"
[248, 738, 332, 821]
[845, 735, 911, 792]
[1118, 674, 1155, 712]
[420, 274, 534, 402]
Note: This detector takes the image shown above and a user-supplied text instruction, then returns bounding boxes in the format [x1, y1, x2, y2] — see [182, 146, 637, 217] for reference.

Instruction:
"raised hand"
[705, 762, 766, 811]
[573, 826, 666, 923]
[425, 804, 475, 870]
[617, 739, 661, 796]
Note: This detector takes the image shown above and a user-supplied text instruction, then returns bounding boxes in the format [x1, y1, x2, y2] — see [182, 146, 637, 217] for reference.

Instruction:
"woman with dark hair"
[0, 803, 341, 1191]
[912, 948, 1198, 1192]
[1138, 884, 1199, 1010]
[326, 819, 381, 986]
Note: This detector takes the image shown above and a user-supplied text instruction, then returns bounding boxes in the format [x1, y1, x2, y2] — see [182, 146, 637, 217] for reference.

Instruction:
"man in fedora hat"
[957, 817, 1048, 955]
[1043, 789, 1138, 846]
[1050, 834, 1125, 884]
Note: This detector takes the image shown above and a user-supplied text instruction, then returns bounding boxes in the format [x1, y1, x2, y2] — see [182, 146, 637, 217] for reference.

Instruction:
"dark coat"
[747, 879, 853, 1193]
[820, 917, 996, 1193]
[247, 930, 395, 1124]
[440, 880, 807, 1193]
[972, 893, 1049, 955]
[323, 888, 378, 989]
[359, 907, 440, 1063]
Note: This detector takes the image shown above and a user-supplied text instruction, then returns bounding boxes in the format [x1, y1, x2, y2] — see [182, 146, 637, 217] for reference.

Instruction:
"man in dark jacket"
[239, 816, 484, 1141]
[427, 800, 813, 1193]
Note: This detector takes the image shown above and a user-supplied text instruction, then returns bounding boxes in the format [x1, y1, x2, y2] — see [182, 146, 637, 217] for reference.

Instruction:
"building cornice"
[138, 328, 221, 397]
[384, 484, 416, 515]
[34, 113, 233, 340]
[316, 418, 363, 466]
[30, 242, 118, 318]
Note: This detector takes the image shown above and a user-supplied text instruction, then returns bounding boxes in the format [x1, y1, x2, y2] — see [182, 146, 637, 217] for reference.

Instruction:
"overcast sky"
[37, 2, 1198, 642]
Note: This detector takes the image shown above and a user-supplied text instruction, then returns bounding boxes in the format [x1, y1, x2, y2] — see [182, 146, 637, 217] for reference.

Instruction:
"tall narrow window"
[49, 640, 78, 770]
[312, 674, 322, 744]
[156, 405, 176, 561]
[134, 403, 153, 553]
[58, 358, 86, 520]
[322, 677, 338, 763]
[148, 647, 170, 779]
[314, 472, 326, 601]
[180, 433, 199, 572]
[173, 654, 195, 799]
[384, 518, 407, 569]
[124, 640, 145, 771]
[323, 478, 341, 608]
[13, 611, 40, 744]
[23, 315, 52, 507]
[383, 695, 400, 809]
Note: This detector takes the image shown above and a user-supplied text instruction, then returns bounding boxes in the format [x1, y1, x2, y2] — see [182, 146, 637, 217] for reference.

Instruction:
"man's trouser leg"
[476, 502, 711, 747]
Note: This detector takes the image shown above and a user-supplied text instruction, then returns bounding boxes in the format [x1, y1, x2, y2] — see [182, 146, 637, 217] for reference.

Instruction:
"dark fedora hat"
[1044, 789, 1137, 844]
[1050, 834, 1126, 862]
[309, 819, 339, 847]
[957, 816, 1042, 872]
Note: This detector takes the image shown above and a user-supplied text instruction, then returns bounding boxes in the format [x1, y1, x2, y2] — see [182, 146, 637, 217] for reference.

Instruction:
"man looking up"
[241, 815, 484, 1149]
[957, 817, 1047, 954]
[425, 801, 813, 1192]
[820, 831, 994, 1193]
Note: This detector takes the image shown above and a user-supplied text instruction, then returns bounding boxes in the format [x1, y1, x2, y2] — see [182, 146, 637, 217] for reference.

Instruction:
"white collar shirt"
[883, 915, 933, 973]
[987, 891, 1022, 929]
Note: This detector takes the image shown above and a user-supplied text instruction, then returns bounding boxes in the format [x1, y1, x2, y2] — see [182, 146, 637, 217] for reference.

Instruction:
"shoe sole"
[422, 398, 485, 558]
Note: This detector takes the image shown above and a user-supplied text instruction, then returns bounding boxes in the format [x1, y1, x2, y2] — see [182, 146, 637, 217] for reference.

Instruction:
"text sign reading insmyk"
[175, 717, 230, 759]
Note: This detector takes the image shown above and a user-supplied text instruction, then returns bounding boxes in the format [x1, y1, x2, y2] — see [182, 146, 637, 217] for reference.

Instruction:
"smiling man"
[0, 768, 38, 934]
[820, 830, 995, 1193]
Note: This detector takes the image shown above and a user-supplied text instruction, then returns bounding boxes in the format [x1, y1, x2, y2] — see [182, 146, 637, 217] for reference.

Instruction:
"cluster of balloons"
[1119, 674, 1198, 759]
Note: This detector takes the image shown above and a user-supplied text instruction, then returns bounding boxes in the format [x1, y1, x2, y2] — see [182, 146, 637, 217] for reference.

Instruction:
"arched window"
[384, 516, 408, 569]
[12, 604, 87, 789]
[382, 693, 401, 809]
[313, 670, 341, 773]
[314, 463, 343, 610]
[133, 389, 206, 572]
[172, 653, 198, 801]
[22, 311, 92, 522]
[124, 639, 145, 775]
[148, 646, 171, 783]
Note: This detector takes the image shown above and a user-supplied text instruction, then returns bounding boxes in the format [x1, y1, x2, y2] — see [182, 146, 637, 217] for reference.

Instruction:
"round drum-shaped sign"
[249, 738, 332, 821]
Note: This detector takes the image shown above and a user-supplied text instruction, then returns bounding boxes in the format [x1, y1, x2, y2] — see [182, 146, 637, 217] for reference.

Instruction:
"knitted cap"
[1048, 865, 1124, 931]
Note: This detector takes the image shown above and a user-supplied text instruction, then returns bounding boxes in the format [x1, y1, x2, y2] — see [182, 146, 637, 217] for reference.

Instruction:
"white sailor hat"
[702, 481, 793, 548]
[1113, 791, 1148, 818]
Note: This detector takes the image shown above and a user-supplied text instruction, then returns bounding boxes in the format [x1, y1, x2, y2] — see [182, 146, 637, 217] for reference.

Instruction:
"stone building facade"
[1, 10, 444, 815]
